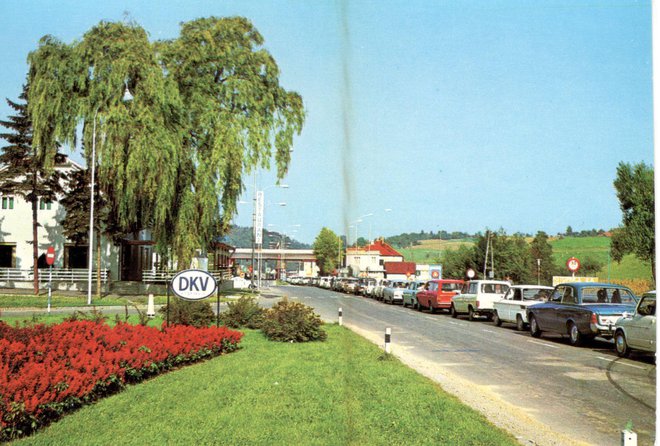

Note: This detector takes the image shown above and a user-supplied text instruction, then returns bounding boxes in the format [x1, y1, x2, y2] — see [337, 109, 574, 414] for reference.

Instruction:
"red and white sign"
[46, 246, 55, 266]
[566, 257, 580, 273]
[466, 268, 476, 279]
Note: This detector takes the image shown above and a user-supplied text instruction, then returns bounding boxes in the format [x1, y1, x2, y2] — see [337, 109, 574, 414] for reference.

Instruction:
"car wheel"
[568, 322, 583, 346]
[450, 304, 458, 318]
[402, 300, 407, 308]
[413, 300, 418, 310]
[493, 311, 502, 327]
[428, 302, 435, 314]
[516, 315, 525, 331]
[529, 315, 542, 338]
[615, 331, 631, 358]
[468, 306, 476, 321]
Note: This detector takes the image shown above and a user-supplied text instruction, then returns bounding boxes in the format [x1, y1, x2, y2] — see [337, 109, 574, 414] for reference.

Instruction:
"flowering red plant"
[0, 320, 242, 441]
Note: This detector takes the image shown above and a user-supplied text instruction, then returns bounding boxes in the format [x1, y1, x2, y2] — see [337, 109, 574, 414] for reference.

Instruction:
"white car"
[451, 280, 510, 320]
[492, 285, 553, 330]
[614, 291, 656, 357]
[383, 280, 407, 304]
[373, 279, 391, 301]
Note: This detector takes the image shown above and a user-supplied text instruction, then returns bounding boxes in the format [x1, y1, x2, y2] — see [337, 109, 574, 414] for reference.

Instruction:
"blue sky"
[0, 1, 653, 244]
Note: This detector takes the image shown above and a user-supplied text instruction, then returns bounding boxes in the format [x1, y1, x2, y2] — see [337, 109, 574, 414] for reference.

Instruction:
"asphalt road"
[264, 285, 656, 446]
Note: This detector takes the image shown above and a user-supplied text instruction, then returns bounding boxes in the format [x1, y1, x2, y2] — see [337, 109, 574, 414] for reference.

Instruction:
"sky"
[0, 0, 653, 244]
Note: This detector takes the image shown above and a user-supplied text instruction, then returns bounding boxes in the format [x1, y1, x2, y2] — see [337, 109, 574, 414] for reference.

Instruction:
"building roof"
[346, 238, 403, 257]
[384, 261, 416, 275]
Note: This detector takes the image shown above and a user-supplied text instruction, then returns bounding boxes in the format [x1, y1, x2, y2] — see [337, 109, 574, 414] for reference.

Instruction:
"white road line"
[482, 329, 497, 334]
[424, 316, 436, 321]
[528, 340, 560, 349]
[448, 321, 461, 326]
[596, 356, 646, 370]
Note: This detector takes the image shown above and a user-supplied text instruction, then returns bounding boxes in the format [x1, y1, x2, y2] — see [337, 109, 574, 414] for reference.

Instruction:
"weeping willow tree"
[27, 17, 304, 268]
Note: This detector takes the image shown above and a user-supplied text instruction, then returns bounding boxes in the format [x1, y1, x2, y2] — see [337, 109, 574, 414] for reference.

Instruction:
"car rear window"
[581, 287, 637, 304]
[441, 282, 461, 292]
[523, 288, 551, 301]
[481, 283, 509, 294]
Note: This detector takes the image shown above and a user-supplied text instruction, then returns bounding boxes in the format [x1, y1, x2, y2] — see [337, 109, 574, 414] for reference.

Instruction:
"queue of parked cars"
[286, 274, 655, 357]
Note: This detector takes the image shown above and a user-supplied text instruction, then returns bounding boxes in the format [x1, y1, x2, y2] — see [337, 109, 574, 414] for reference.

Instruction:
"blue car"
[526, 282, 638, 346]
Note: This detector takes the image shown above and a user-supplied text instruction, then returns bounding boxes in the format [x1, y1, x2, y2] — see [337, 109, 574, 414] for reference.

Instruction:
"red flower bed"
[0, 320, 243, 441]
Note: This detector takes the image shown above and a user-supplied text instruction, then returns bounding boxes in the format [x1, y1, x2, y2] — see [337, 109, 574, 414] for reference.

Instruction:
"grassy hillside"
[399, 238, 474, 263]
[550, 236, 653, 286]
[400, 236, 653, 287]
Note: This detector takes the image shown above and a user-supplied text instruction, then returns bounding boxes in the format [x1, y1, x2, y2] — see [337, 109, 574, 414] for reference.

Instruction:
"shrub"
[219, 296, 264, 329]
[158, 299, 214, 327]
[261, 299, 327, 342]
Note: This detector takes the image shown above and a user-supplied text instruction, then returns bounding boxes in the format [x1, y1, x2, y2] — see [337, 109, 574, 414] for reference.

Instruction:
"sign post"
[46, 246, 55, 313]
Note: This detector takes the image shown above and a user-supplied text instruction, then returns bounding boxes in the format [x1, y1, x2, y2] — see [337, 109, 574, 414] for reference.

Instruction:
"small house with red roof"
[345, 238, 405, 278]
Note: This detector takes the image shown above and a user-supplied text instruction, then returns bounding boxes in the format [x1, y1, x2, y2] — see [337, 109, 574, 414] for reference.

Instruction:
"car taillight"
[591, 313, 598, 324]
[476, 300, 480, 308]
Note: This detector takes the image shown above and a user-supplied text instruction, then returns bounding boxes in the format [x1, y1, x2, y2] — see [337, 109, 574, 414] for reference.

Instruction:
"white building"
[345, 239, 404, 278]
[0, 153, 236, 291]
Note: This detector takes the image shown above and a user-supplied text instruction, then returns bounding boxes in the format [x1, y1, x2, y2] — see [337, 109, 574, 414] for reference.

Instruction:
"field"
[11, 324, 516, 446]
[400, 236, 653, 285]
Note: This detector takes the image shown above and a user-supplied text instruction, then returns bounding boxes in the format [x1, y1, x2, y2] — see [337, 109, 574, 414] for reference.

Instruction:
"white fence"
[0, 268, 108, 283]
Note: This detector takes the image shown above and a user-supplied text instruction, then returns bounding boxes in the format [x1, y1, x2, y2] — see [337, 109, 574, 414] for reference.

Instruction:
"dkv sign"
[171, 269, 217, 301]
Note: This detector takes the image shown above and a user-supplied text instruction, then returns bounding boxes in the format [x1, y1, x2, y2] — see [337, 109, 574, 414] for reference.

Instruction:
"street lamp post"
[87, 83, 133, 305]
[250, 183, 288, 289]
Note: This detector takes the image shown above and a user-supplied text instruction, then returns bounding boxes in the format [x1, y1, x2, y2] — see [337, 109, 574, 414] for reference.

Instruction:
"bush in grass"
[158, 299, 214, 327]
[219, 296, 264, 328]
[261, 299, 327, 342]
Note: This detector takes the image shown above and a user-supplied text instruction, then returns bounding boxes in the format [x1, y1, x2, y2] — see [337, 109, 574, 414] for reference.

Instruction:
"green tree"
[313, 227, 342, 275]
[0, 85, 63, 294]
[440, 245, 478, 279]
[610, 162, 655, 280]
[27, 18, 304, 269]
[529, 231, 557, 285]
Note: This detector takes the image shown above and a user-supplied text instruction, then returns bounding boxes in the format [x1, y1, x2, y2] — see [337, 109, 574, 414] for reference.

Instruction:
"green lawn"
[12, 325, 517, 446]
[0, 289, 253, 309]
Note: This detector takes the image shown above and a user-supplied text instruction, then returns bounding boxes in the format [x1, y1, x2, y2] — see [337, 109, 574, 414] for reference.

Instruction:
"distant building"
[345, 238, 404, 278]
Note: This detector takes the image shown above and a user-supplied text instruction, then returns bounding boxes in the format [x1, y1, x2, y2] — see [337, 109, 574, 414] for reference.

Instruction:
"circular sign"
[46, 246, 55, 266]
[466, 268, 476, 279]
[566, 257, 580, 273]
[431, 270, 440, 279]
[171, 269, 217, 301]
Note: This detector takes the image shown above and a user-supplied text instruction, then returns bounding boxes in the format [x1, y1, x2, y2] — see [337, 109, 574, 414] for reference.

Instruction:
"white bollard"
[338, 307, 343, 326]
[147, 293, 155, 319]
[385, 327, 391, 354]
[621, 429, 637, 446]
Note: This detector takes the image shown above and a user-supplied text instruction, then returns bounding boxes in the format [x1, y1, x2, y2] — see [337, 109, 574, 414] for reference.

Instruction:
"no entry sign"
[566, 257, 580, 273]
[46, 246, 55, 266]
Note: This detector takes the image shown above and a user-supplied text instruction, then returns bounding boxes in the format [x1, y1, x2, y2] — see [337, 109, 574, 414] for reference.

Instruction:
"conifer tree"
[0, 85, 63, 294]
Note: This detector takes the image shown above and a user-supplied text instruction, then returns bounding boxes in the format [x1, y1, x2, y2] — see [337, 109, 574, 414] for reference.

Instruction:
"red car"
[416, 279, 464, 313]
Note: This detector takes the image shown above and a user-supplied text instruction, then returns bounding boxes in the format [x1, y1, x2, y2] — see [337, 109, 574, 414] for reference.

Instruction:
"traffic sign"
[466, 268, 476, 279]
[46, 246, 55, 266]
[566, 257, 580, 273]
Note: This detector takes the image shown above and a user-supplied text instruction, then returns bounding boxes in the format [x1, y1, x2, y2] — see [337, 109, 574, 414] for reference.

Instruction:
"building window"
[39, 198, 52, 210]
[1, 196, 14, 210]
